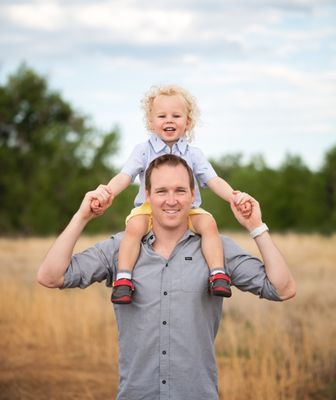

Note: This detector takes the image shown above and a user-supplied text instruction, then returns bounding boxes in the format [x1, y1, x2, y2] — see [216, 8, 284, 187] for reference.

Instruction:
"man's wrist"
[73, 210, 93, 226]
[249, 223, 269, 239]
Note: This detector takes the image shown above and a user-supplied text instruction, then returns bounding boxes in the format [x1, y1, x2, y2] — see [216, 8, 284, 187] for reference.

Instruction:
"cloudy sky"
[1, 0, 335, 170]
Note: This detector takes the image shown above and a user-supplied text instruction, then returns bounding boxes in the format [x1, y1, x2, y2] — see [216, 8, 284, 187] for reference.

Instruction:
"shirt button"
[162, 351, 166, 355]
[164, 291, 168, 296]
[162, 321, 167, 325]
[162, 380, 166, 384]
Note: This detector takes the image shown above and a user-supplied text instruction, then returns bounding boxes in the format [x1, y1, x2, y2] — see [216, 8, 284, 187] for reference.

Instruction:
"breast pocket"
[179, 257, 209, 293]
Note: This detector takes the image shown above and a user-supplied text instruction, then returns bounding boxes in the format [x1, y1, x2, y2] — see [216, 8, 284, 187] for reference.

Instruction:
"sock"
[210, 268, 226, 276]
[117, 271, 132, 280]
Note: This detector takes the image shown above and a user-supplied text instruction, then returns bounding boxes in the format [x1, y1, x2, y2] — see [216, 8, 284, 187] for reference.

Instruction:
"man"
[37, 154, 295, 400]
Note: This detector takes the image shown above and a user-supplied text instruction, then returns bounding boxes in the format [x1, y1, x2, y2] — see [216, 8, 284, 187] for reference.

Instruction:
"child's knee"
[125, 215, 149, 238]
[192, 214, 219, 235]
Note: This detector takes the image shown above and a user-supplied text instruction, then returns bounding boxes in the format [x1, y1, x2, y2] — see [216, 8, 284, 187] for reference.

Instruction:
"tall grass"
[0, 234, 335, 399]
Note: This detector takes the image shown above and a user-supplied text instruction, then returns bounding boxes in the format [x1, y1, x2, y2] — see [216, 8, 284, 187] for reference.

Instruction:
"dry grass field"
[0, 233, 335, 400]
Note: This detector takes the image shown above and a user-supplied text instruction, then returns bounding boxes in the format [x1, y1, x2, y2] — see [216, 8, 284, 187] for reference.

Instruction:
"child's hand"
[239, 200, 252, 218]
[90, 192, 114, 215]
[232, 191, 253, 218]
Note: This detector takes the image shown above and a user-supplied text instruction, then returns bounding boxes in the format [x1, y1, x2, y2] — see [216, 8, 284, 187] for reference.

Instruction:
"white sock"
[210, 268, 226, 276]
[117, 271, 132, 280]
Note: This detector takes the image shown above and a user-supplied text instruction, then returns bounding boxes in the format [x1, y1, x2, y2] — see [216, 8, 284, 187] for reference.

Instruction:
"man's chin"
[155, 216, 186, 230]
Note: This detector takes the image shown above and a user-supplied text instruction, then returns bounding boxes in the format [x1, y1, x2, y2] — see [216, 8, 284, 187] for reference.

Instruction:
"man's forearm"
[253, 231, 296, 300]
[37, 212, 90, 288]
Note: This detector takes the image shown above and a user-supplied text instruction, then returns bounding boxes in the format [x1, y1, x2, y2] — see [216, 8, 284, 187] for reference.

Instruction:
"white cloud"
[75, 4, 194, 44]
[0, 0, 335, 169]
[4, 1, 64, 31]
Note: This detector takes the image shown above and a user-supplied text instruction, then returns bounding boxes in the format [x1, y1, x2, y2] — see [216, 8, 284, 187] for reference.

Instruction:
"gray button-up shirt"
[63, 231, 281, 400]
[120, 134, 218, 208]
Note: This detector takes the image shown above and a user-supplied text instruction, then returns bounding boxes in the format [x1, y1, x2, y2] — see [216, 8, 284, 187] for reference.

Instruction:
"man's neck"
[151, 223, 188, 259]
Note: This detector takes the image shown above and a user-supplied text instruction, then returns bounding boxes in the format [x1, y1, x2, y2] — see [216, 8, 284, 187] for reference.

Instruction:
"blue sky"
[1, 0, 335, 170]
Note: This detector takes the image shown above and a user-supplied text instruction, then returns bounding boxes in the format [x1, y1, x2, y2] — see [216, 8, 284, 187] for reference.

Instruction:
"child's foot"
[209, 272, 232, 298]
[111, 279, 135, 304]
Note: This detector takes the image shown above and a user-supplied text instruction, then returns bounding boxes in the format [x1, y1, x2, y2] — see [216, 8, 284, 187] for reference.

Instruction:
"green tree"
[319, 145, 336, 231]
[0, 64, 125, 234]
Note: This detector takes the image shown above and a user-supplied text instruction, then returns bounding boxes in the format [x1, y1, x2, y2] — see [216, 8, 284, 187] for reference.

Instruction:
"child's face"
[149, 94, 191, 146]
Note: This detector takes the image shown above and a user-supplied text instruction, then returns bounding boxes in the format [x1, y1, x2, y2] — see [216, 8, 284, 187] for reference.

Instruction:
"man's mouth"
[163, 209, 179, 214]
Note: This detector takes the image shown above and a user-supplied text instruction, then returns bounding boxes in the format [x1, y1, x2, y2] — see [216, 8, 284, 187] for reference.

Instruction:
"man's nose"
[166, 192, 177, 205]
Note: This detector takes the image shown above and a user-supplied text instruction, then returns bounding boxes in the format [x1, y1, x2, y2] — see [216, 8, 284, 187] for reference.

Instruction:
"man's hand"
[232, 191, 253, 218]
[79, 185, 114, 220]
[37, 185, 113, 289]
[230, 194, 263, 232]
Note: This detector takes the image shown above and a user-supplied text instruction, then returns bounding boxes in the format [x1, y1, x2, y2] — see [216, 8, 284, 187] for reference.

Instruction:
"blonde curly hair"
[141, 84, 200, 142]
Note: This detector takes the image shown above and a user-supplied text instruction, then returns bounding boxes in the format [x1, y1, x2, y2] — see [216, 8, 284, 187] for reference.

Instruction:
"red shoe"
[111, 279, 135, 304]
[209, 273, 232, 298]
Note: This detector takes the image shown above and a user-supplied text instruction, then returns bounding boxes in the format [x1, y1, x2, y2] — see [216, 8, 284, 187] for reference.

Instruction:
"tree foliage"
[0, 64, 335, 234]
[0, 64, 135, 234]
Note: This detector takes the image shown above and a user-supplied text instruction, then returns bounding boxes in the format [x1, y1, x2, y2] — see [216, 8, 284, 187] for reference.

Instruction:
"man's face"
[146, 164, 195, 231]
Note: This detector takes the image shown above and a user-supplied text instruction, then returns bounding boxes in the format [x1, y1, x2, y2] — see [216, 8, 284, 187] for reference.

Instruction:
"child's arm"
[207, 176, 252, 217]
[206, 176, 235, 202]
[106, 172, 132, 197]
[91, 173, 132, 211]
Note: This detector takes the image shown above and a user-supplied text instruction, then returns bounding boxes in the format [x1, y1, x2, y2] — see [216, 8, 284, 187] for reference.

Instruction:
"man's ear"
[145, 190, 150, 203]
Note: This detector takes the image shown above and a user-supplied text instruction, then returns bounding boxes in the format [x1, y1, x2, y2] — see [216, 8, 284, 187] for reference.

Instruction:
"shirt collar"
[149, 134, 167, 153]
[174, 136, 188, 154]
[142, 229, 195, 247]
[149, 134, 188, 154]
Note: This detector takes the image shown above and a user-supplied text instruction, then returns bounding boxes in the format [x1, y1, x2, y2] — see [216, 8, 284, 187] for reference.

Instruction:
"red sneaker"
[111, 279, 135, 304]
[209, 273, 232, 298]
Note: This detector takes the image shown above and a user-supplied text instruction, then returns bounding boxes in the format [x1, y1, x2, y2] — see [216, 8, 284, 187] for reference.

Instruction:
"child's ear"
[186, 117, 191, 131]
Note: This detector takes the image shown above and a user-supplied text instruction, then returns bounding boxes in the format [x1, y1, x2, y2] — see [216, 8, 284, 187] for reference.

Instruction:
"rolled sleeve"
[120, 143, 147, 182]
[62, 235, 121, 289]
[223, 236, 282, 301]
[191, 147, 217, 187]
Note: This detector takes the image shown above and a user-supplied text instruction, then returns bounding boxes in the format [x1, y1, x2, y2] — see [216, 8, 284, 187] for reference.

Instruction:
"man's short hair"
[145, 154, 195, 192]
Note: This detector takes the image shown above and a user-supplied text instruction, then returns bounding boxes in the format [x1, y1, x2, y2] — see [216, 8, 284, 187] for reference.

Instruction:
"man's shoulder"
[219, 234, 248, 255]
[94, 231, 124, 252]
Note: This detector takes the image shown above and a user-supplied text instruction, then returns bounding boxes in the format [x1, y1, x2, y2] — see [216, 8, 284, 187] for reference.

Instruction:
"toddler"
[91, 85, 251, 304]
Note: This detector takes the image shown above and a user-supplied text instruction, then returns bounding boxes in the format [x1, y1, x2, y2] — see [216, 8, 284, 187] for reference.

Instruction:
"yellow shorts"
[125, 203, 211, 234]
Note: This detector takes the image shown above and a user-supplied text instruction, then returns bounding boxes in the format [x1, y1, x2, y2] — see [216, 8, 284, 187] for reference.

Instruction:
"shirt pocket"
[179, 257, 209, 293]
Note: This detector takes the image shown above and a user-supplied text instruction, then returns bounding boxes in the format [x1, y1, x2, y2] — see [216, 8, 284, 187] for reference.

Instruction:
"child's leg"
[118, 214, 150, 273]
[190, 214, 232, 297]
[111, 214, 149, 304]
